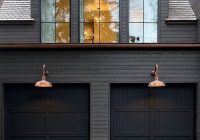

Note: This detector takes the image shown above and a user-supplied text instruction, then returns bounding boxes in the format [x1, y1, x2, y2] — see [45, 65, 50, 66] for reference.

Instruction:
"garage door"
[5, 84, 89, 140]
[111, 84, 195, 140]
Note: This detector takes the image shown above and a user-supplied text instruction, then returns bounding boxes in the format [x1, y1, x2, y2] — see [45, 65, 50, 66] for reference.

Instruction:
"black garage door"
[5, 84, 89, 140]
[111, 84, 195, 140]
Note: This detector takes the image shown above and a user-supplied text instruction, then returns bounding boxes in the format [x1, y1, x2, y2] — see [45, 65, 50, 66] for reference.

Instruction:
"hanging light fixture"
[148, 64, 166, 87]
[35, 64, 52, 88]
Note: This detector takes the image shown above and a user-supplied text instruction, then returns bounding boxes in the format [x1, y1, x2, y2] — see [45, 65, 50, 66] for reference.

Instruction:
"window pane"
[56, 23, 70, 43]
[56, 0, 70, 22]
[81, 22, 100, 43]
[93, 23, 100, 43]
[100, 23, 119, 43]
[129, 0, 143, 22]
[100, 0, 119, 22]
[144, 0, 158, 22]
[80, 22, 84, 43]
[41, 0, 55, 22]
[41, 23, 55, 43]
[83, 0, 99, 22]
[144, 23, 157, 43]
[129, 23, 143, 43]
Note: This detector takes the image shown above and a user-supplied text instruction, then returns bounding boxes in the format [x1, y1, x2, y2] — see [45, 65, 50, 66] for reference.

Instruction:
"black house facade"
[0, 0, 200, 140]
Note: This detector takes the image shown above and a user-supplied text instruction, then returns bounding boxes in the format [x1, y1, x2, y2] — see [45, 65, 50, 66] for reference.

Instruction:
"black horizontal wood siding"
[0, 50, 199, 140]
[0, 0, 198, 43]
[0, 0, 40, 43]
[160, 0, 197, 43]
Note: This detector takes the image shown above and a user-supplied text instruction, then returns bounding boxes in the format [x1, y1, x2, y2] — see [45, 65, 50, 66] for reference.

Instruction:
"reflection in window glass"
[129, 23, 143, 43]
[101, 0, 119, 22]
[100, 23, 119, 43]
[56, 0, 70, 22]
[129, 0, 158, 43]
[144, 0, 157, 22]
[41, 0, 55, 22]
[41, 0, 70, 43]
[144, 23, 157, 43]
[41, 23, 55, 43]
[80, 0, 119, 43]
[56, 23, 70, 43]
[129, 0, 143, 22]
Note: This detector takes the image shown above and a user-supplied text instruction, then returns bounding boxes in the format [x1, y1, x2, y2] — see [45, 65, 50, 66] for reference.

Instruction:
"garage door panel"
[111, 84, 195, 140]
[6, 89, 46, 110]
[152, 87, 194, 109]
[47, 88, 88, 111]
[47, 112, 88, 132]
[153, 111, 193, 133]
[154, 136, 192, 140]
[8, 112, 46, 133]
[5, 84, 89, 140]
[114, 136, 150, 140]
[111, 87, 149, 109]
[10, 136, 46, 140]
[111, 111, 149, 133]
[49, 136, 87, 140]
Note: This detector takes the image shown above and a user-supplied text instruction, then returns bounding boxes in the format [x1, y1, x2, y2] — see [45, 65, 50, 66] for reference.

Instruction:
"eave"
[0, 44, 199, 50]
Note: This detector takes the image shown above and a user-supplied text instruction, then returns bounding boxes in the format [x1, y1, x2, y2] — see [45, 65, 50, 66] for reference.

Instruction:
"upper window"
[80, 0, 119, 43]
[41, 0, 70, 43]
[129, 0, 158, 43]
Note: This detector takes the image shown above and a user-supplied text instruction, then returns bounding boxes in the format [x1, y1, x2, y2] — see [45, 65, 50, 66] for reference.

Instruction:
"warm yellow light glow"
[35, 80, 52, 88]
[148, 80, 166, 87]
[83, 0, 119, 43]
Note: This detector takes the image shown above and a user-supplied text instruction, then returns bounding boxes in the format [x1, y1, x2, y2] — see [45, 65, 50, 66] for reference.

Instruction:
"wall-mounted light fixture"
[35, 64, 52, 88]
[148, 64, 166, 87]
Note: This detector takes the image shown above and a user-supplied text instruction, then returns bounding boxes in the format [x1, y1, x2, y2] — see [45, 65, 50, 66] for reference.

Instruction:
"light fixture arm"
[42, 64, 48, 80]
[151, 64, 159, 80]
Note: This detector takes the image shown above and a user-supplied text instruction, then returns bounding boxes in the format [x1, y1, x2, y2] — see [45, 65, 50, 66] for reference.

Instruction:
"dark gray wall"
[0, 50, 200, 140]
[160, 0, 197, 43]
[0, 0, 199, 43]
[0, 0, 40, 43]
[189, 0, 200, 42]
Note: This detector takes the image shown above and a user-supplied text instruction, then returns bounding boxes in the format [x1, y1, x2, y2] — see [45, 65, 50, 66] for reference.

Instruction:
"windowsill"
[0, 19, 35, 24]
[165, 18, 198, 25]
[0, 43, 199, 50]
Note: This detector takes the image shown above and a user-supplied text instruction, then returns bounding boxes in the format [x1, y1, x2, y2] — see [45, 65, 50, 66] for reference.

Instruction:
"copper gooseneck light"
[35, 64, 52, 88]
[148, 64, 166, 87]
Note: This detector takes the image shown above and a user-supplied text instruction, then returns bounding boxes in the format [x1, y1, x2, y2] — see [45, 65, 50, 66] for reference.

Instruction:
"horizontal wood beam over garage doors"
[4, 83, 90, 140]
[110, 83, 196, 140]
[0, 44, 200, 50]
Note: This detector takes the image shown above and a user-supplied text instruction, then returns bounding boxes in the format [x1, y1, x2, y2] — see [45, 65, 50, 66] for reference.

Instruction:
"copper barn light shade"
[148, 64, 166, 87]
[35, 64, 52, 88]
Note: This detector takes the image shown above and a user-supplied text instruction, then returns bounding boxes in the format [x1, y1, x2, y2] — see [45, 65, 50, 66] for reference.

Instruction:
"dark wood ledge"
[0, 43, 200, 50]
